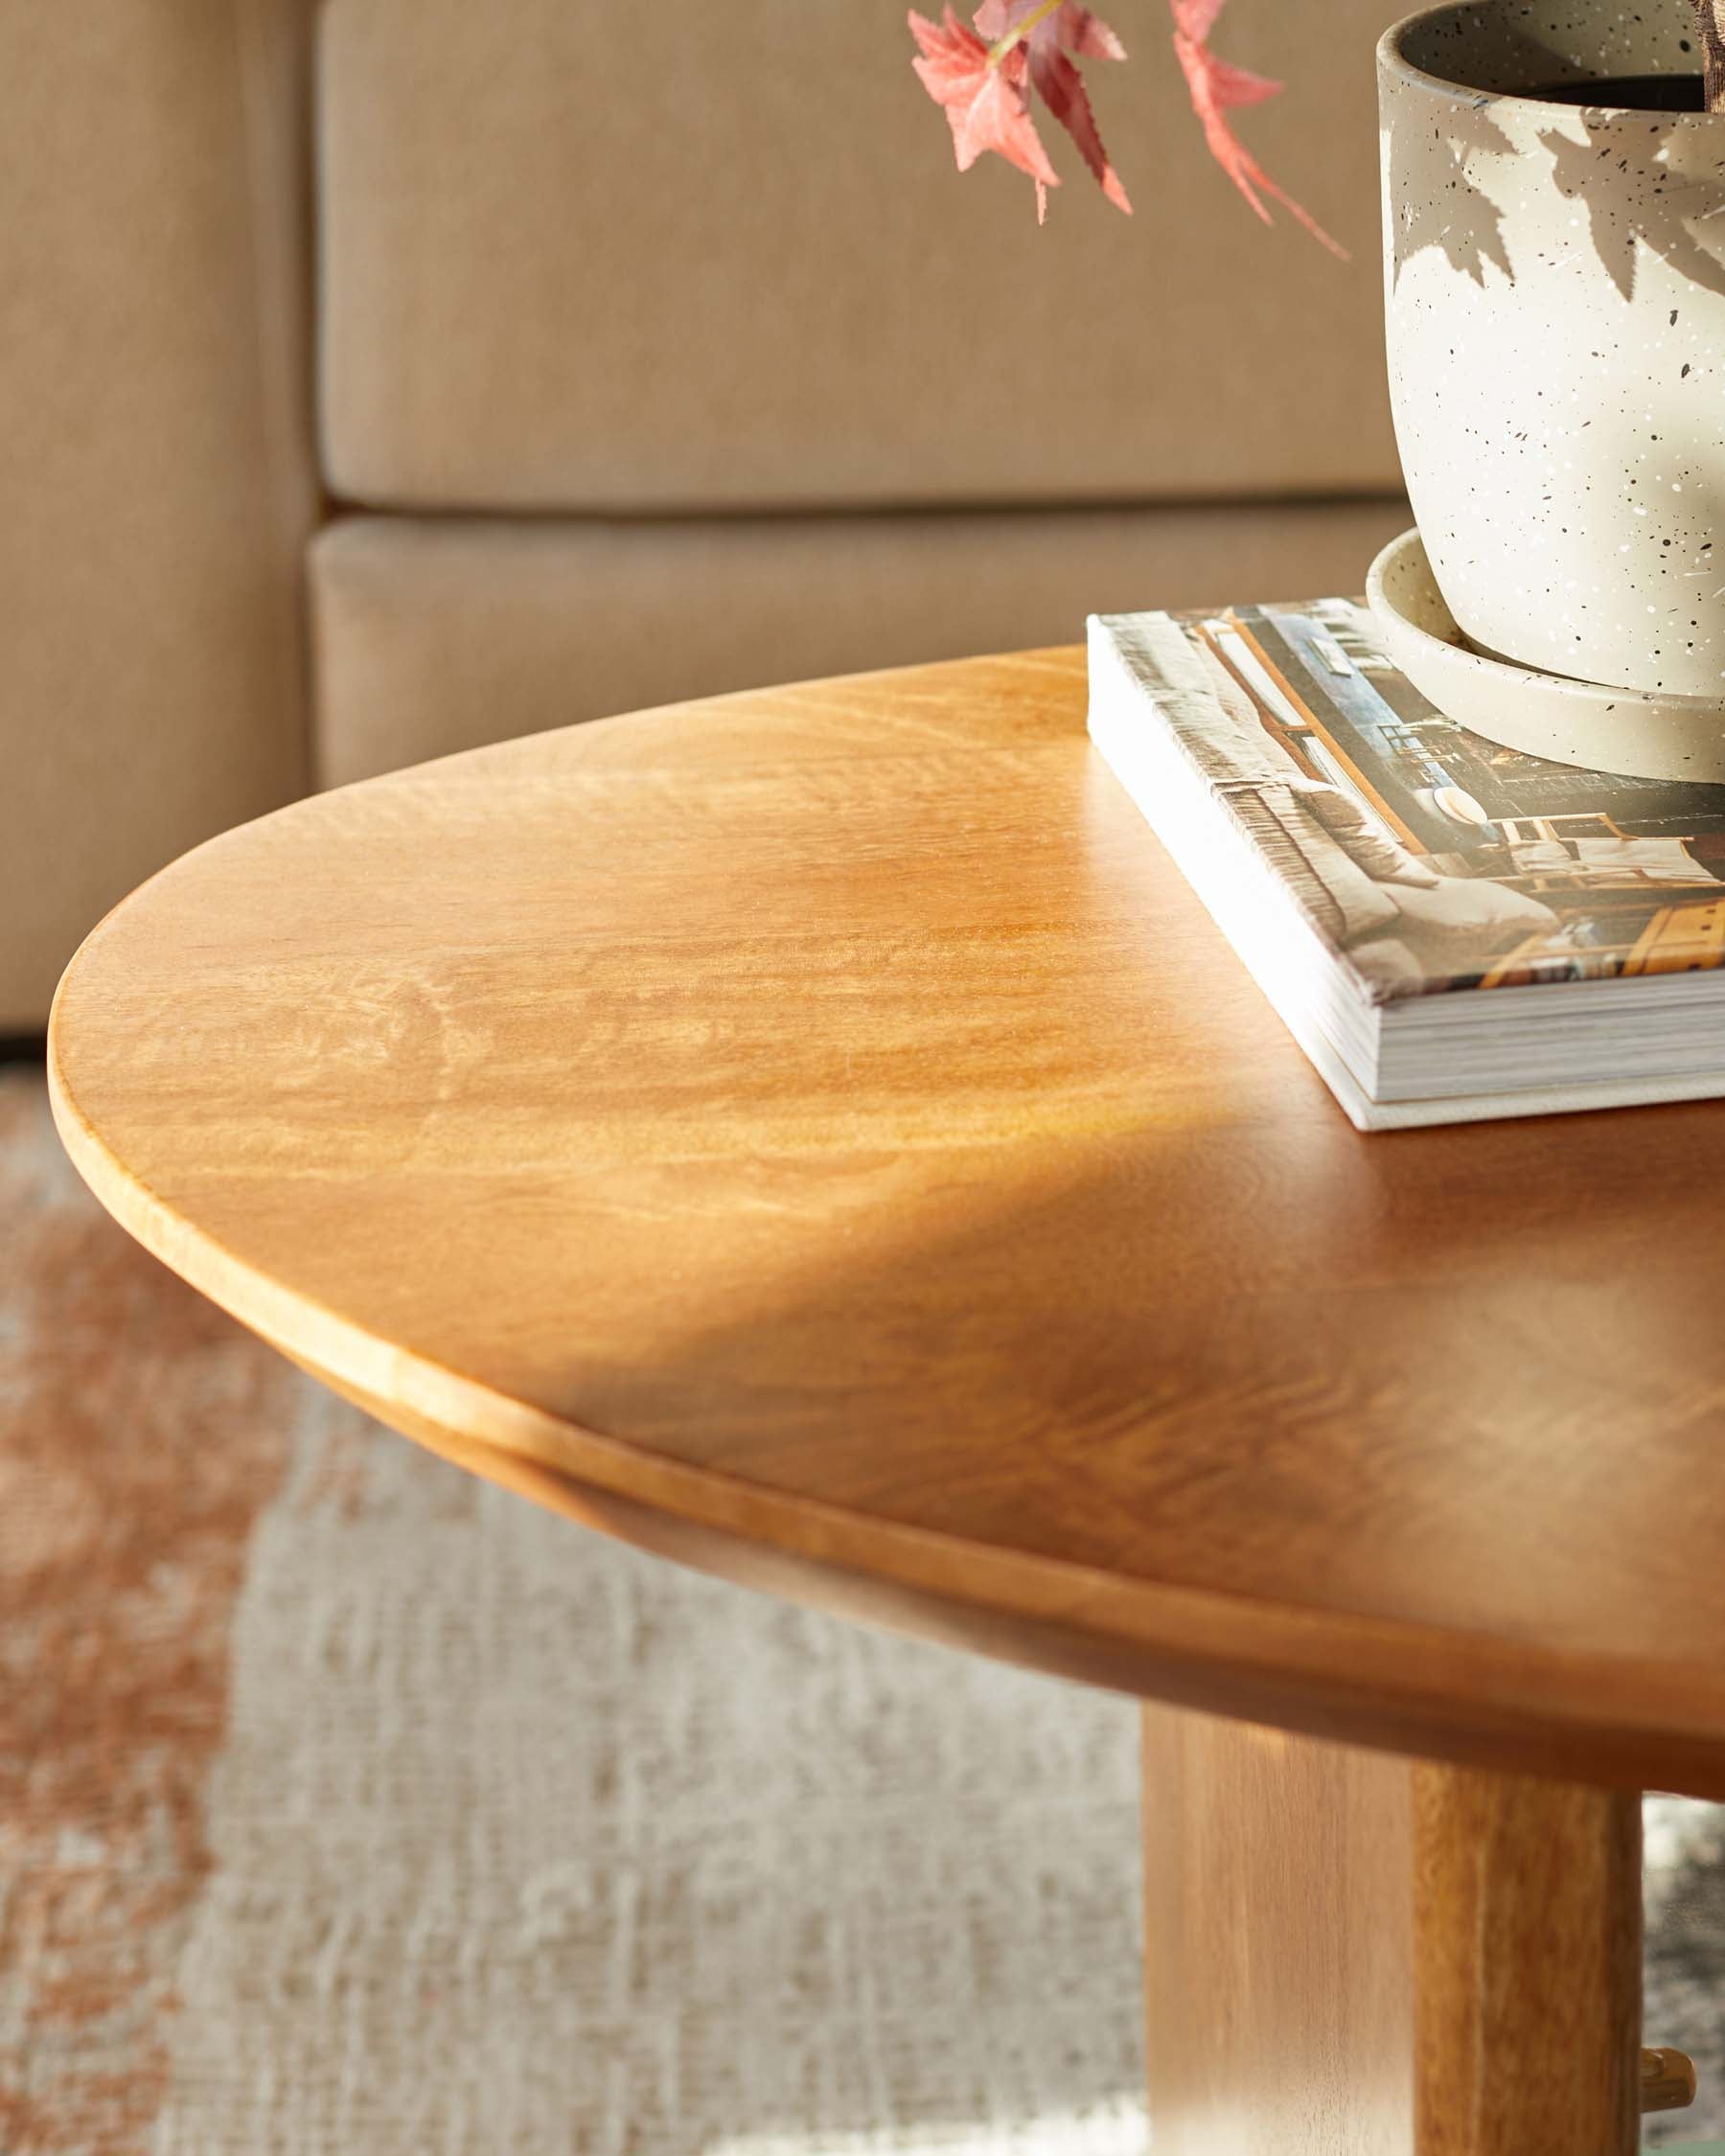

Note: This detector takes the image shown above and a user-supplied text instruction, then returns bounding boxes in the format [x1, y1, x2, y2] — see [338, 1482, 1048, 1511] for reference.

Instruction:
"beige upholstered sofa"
[0, 0, 1409, 1030]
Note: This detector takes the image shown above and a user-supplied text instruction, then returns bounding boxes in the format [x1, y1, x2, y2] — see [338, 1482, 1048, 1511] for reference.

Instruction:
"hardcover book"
[1087, 600, 1725, 1130]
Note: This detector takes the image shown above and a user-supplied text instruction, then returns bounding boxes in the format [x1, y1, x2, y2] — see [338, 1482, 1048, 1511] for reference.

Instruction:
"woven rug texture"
[0, 1067, 1719, 2153]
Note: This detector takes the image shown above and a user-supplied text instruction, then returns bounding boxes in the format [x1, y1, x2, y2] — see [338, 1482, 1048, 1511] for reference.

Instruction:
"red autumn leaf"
[1029, 45, 1132, 210]
[1168, 0, 1228, 42]
[1195, 50, 1281, 109]
[975, 0, 1132, 211]
[909, 5, 1061, 220]
[910, 0, 1342, 248]
[976, 0, 1125, 62]
[1171, 12, 1346, 256]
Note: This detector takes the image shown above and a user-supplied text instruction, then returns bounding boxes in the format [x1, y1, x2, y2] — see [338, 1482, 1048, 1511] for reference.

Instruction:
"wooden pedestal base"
[1141, 1705, 1644, 2156]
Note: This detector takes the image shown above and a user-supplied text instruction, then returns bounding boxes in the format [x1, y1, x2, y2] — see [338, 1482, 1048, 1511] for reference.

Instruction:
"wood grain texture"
[1141, 1705, 1643, 2156]
[1642, 2047, 1699, 2114]
[1141, 1704, 1414, 2156]
[44, 649, 1725, 1793]
[1410, 1764, 1640, 2155]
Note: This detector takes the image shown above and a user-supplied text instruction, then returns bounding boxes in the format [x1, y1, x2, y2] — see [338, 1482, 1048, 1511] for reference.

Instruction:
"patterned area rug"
[0, 1071, 1143, 2154]
[1, 1064, 1718, 2153]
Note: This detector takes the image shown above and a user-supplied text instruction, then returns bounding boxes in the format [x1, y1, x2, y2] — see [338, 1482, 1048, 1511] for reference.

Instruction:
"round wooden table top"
[48, 651, 1725, 1796]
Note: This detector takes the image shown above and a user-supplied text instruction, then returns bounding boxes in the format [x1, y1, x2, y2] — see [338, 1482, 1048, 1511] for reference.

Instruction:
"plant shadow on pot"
[1379, 1, 1725, 761]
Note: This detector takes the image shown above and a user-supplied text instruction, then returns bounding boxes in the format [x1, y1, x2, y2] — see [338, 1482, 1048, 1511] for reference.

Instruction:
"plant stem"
[985, 0, 1063, 67]
[1691, 0, 1725, 112]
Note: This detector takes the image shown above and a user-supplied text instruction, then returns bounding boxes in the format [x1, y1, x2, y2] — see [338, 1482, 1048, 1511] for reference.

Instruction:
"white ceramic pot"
[1380, 3, 1725, 701]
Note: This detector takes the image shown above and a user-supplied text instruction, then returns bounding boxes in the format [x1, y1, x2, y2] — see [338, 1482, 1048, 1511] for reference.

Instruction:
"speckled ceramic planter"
[1380, 3, 1725, 702]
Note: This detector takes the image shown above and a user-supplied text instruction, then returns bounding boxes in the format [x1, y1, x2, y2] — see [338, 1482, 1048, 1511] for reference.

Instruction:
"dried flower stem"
[984, 0, 1063, 67]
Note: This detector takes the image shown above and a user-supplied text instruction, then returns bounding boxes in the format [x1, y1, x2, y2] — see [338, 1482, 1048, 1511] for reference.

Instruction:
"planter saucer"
[1365, 528, 1725, 786]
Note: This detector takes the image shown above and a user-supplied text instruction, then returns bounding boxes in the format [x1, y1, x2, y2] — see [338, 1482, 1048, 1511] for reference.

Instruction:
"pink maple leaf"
[975, 0, 1126, 67]
[911, 0, 1130, 218]
[909, 6, 1061, 221]
[1168, 0, 1228, 42]
[1170, 2, 1346, 255]
[977, 0, 1133, 212]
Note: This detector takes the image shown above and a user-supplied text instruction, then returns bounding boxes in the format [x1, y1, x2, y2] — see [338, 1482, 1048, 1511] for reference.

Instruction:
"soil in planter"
[1529, 73, 1705, 110]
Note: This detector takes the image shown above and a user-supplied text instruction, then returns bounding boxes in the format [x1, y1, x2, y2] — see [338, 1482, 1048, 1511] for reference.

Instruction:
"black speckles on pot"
[1380, 1, 1725, 713]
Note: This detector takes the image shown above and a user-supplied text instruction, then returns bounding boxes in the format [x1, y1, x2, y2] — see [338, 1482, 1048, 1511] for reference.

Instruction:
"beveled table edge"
[45, 938, 1725, 1801]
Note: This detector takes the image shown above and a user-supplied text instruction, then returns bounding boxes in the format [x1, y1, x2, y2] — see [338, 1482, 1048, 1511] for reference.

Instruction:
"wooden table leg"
[1141, 1704, 1642, 2156]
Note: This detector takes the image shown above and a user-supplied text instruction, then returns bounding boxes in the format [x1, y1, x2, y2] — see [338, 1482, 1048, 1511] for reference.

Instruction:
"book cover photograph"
[1105, 600, 1725, 1005]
